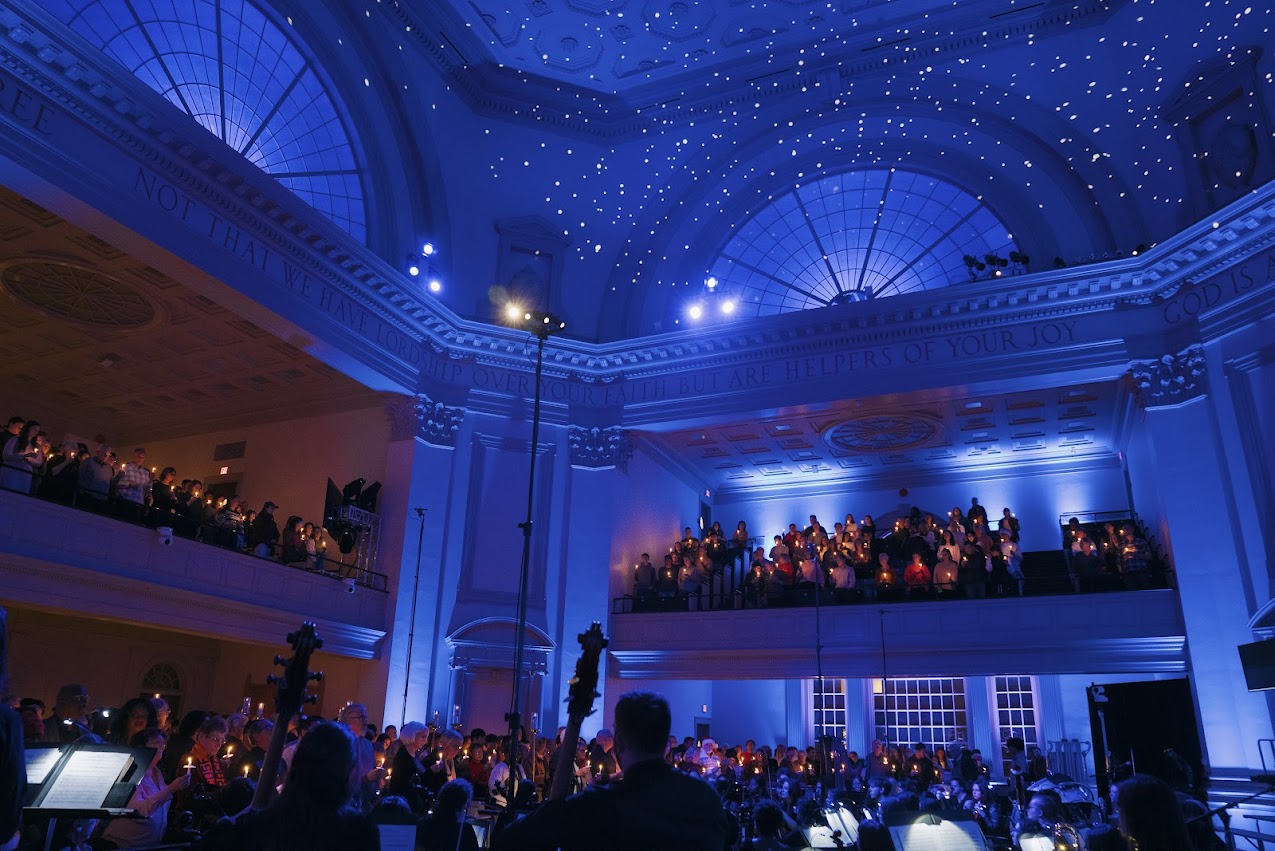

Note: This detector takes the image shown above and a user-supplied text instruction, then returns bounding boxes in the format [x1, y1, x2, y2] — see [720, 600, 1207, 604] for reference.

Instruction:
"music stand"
[884, 810, 992, 851]
[24, 742, 156, 851]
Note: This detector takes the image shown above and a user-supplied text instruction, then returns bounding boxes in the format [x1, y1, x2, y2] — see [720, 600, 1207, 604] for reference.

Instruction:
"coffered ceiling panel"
[643, 382, 1122, 491]
[0, 186, 383, 444]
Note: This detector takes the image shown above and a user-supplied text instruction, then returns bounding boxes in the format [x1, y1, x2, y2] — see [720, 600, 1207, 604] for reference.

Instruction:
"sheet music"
[25, 749, 62, 784]
[37, 750, 131, 810]
[888, 820, 988, 851]
[375, 825, 415, 851]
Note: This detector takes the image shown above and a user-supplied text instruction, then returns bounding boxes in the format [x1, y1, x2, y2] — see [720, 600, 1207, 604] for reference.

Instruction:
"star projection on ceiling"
[48, 0, 369, 243]
[703, 168, 1016, 317]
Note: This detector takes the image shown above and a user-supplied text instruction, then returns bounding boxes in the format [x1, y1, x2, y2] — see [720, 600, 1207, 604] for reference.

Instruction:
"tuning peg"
[266, 674, 280, 686]
[273, 655, 286, 666]
[305, 693, 318, 704]
[309, 671, 324, 682]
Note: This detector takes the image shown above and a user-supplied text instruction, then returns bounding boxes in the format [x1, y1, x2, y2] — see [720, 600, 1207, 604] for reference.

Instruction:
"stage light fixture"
[406, 255, 421, 276]
[689, 303, 704, 320]
[428, 278, 442, 293]
[422, 242, 436, 256]
[705, 276, 718, 290]
[505, 303, 521, 320]
[721, 299, 736, 315]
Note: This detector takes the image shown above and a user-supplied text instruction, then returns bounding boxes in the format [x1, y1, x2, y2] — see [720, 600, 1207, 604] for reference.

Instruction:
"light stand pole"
[878, 609, 890, 750]
[813, 556, 831, 789]
[506, 308, 565, 807]
[401, 506, 426, 726]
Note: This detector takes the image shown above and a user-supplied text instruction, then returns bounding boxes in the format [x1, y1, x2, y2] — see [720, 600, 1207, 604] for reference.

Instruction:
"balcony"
[609, 589, 1186, 680]
[0, 489, 387, 658]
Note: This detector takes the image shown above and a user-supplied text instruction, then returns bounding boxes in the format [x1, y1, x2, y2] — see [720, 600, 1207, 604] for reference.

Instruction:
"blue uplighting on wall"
[706, 169, 1016, 317]
[49, 0, 367, 243]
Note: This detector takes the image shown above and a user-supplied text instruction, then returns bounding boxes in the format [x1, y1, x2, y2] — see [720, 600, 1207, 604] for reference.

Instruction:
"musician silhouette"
[492, 691, 730, 850]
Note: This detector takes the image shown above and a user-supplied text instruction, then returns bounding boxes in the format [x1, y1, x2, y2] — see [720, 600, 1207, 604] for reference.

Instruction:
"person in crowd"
[1114, 774, 1196, 851]
[194, 721, 378, 851]
[831, 553, 856, 601]
[149, 697, 170, 735]
[965, 778, 999, 835]
[967, 497, 988, 527]
[998, 507, 1020, 542]
[337, 703, 383, 798]
[590, 728, 620, 783]
[874, 553, 898, 600]
[185, 715, 230, 790]
[1, 419, 42, 494]
[233, 718, 273, 781]
[988, 537, 1016, 597]
[213, 497, 246, 549]
[1017, 788, 1065, 846]
[109, 697, 158, 745]
[41, 683, 97, 743]
[933, 546, 959, 595]
[280, 515, 306, 564]
[678, 553, 705, 611]
[999, 529, 1024, 594]
[38, 440, 83, 503]
[493, 691, 730, 850]
[113, 447, 152, 522]
[903, 553, 931, 597]
[903, 743, 938, 788]
[150, 467, 179, 523]
[490, 739, 532, 807]
[732, 521, 749, 562]
[247, 500, 281, 557]
[768, 534, 789, 564]
[417, 778, 480, 851]
[633, 552, 656, 599]
[385, 721, 428, 808]
[99, 727, 190, 848]
[676, 526, 700, 560]
[1119, 527, 1152, 589]
[423, 728, 465, 796]
[960, 539, 988, 599]
[1073, 537, 1105, 593]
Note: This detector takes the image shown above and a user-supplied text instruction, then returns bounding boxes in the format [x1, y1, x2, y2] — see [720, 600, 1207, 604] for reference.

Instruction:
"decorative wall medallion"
[2, 261, 155, 328]
[823, 414, 940, 453]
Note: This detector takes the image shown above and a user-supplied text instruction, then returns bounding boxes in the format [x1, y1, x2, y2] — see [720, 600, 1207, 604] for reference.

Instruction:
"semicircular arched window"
[705, 169, 1017, 317]
[49, 0, 368, 243]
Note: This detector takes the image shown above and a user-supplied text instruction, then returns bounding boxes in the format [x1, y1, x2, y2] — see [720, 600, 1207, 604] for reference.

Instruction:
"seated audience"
[99, 727, 190, 848]
[417, 779, 480, 851]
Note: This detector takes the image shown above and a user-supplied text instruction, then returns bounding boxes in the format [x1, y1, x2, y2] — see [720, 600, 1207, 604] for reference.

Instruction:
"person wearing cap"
[248, 500, 281, 557]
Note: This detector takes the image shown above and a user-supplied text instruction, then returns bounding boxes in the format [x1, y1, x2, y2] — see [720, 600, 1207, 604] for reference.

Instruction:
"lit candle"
[257, 702, 264, 716]
[243, 765, 250, 778]
[185, 757, 193, 774]
[226, 746, 234, 758]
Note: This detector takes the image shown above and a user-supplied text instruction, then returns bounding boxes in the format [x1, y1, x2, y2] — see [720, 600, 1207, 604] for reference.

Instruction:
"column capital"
[568, 426, 633, 471]
[1129, 345, 1208, 409]
[385, 395, 466, 446]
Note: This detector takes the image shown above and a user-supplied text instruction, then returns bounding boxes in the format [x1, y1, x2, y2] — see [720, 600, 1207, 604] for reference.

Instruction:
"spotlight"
[705, 276, 718, 290]
[524, 312, 532, 321]
[688, 303, 704, 320]
[721, 299, 736, 315]
[422, 242, 436, 256]
[428, 278, 442, 293]
[505, 303, 521, 320]
[406, 255, 420, 276]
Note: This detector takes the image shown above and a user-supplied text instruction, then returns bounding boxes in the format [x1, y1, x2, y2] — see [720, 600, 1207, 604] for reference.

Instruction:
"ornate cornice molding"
[1129, 346, 1209, 409]
[567, 426, 633, 471]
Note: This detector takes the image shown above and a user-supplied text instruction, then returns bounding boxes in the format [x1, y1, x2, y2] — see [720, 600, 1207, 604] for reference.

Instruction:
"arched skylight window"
[706, 169, 1016, 317]
[49, 0, 367, 243]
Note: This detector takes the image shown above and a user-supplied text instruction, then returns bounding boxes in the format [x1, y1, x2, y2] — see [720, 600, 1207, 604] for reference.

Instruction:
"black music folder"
[23, 743, 155, 817]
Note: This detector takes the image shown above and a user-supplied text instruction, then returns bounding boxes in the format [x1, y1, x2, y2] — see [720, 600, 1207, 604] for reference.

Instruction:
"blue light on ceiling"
[49, 0, 367, 243]
[705, 168, 1017, 318]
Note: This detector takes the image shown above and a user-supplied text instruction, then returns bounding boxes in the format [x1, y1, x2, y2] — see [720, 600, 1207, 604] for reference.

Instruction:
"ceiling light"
[428, 278, 442, 293]
[688, 303, 703, 320]
[408, 264, 419, 276]
[721, 299, 736, 315]
[705, 276, 718, 290]
[505, 303, 521, 320]
[422, 242, 436, 256]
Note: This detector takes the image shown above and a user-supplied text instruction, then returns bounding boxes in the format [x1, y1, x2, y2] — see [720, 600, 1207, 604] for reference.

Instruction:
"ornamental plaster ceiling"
[0, 186, 384, 445]
[398, 0, 1122, 104]
[642, 380, 1122, 492]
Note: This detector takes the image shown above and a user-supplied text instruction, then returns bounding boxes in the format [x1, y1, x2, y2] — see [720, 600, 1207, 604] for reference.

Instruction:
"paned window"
[873, 677, 968, 749]
[812, 678, 847, 740]
[49, 0, 367, 242]
[707, 169, 1016, 318]
[994, 675, 1039, 775]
